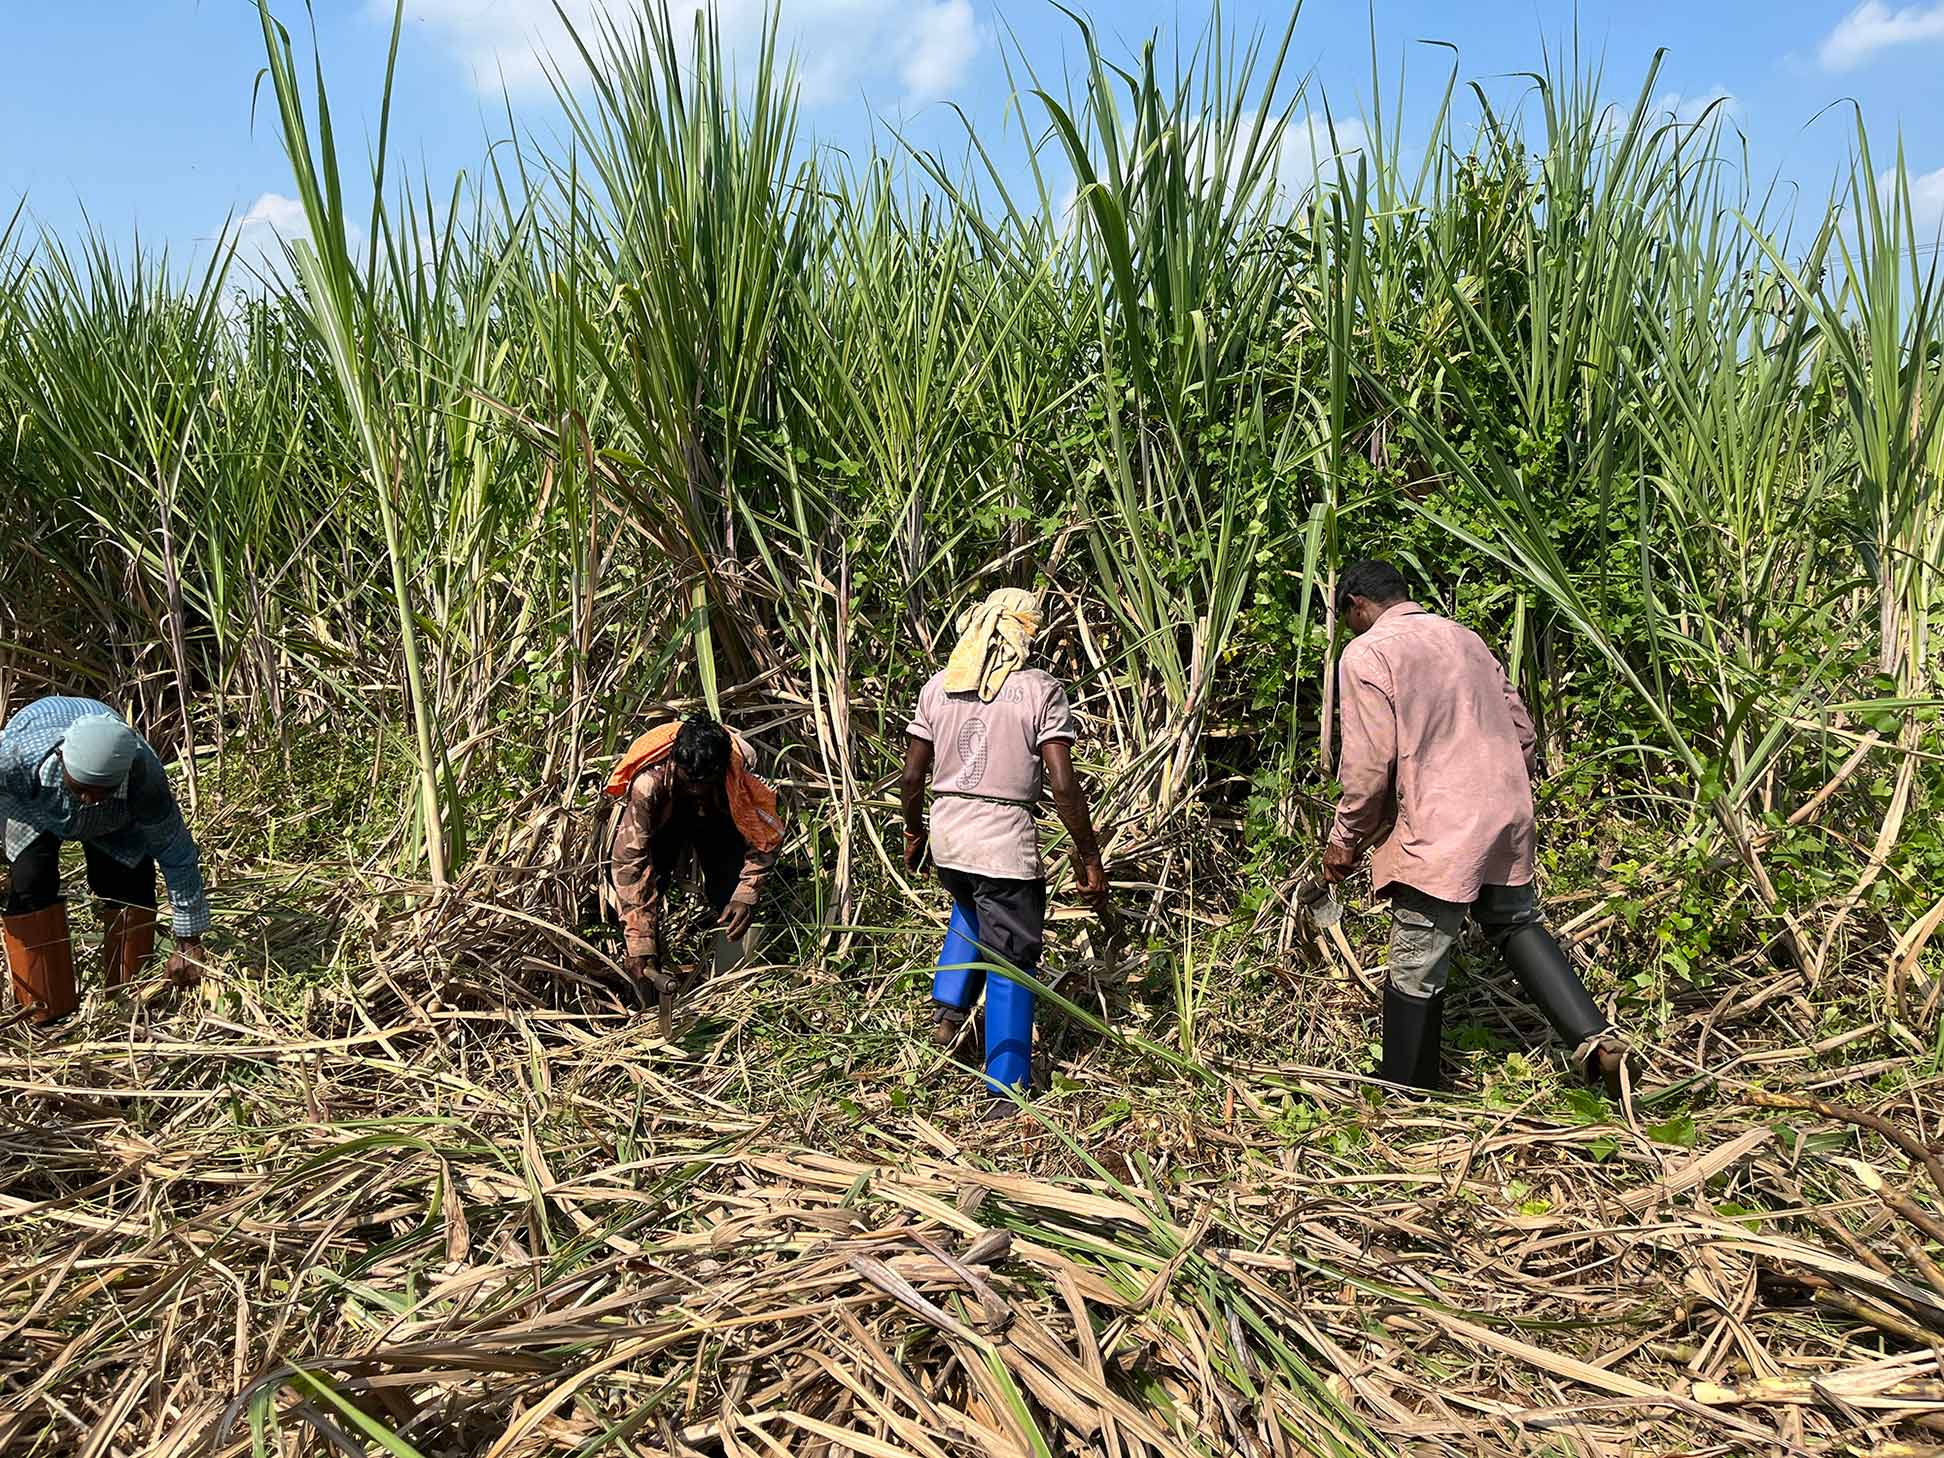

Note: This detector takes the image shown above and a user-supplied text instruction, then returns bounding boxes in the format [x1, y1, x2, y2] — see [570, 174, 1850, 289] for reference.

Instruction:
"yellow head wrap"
[941, 588, 1044, 702]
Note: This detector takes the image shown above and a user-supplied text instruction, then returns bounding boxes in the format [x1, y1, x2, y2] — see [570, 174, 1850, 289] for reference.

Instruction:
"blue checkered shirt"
[1, 697, 211, 937]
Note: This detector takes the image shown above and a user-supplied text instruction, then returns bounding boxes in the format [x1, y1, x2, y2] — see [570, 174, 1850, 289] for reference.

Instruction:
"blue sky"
[4, 2, 1943, 263]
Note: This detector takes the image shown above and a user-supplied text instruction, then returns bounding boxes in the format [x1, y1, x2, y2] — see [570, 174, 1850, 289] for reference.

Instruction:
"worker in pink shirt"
[1320, 561, 1627, 1094]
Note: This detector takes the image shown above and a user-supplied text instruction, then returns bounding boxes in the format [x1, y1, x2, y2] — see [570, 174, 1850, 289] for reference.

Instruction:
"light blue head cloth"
[61, 715, 140, 788]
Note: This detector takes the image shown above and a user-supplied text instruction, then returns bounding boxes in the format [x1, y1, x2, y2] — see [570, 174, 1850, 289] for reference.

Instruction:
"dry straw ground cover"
[4, 0, 1944, 1452]
[5, 806, 1944, 1457]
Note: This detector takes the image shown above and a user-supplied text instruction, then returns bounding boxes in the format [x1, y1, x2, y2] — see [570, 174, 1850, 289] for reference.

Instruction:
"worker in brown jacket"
[607, 714, 782, 1023]
[1321, 561, 1626, 1093]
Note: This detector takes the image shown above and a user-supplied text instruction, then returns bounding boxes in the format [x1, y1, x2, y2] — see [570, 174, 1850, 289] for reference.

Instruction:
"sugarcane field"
[3, 0, 1944, 1453]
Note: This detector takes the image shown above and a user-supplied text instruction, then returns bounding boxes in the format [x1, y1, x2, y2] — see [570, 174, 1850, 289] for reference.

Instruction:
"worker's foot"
[979, 1096, 1024, 1125]
[929, 1006, 967, 1048]
[1576, 1033, 1630, 1100]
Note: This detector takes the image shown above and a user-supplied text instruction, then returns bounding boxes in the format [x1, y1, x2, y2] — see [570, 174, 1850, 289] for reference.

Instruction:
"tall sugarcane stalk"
[254, 0, 455, 882]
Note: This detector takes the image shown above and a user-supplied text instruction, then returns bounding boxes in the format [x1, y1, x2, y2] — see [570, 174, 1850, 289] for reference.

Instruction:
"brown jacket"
[612, 758, 777, 959]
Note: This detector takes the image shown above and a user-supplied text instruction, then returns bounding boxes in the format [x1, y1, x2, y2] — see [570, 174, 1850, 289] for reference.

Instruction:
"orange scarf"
[603, 723, 785, 854]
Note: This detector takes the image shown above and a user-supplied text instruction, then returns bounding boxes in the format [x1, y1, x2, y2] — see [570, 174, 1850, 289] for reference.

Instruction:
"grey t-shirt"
[906, 667, 1078, 881]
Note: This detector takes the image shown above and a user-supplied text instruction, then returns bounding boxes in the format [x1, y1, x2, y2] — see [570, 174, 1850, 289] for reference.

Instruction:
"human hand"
[621, 951, 658, 986]
[716, 898, 756, 941]
[903, 830, 930, 875]
[165, 938, 204, 988]
[1072, 850, 1108, 907]
[1320, 842, 1359, 885]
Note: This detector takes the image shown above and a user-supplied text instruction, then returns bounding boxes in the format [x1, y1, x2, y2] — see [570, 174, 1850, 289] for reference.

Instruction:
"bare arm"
[1040, 738, 1106, 901]
[900, 735, 934, 871]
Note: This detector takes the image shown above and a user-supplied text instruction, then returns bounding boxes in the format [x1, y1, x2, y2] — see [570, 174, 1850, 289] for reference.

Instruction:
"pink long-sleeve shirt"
[1328, 601, 1538, 904]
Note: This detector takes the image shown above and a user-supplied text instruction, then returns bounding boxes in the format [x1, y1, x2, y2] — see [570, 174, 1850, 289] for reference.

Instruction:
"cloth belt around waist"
[931, 789, 1035, 807]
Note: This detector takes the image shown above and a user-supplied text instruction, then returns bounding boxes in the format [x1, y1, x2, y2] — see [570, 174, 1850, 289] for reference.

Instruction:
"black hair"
[1335, 560, 1411, 617]
[672, 713, 733, 784]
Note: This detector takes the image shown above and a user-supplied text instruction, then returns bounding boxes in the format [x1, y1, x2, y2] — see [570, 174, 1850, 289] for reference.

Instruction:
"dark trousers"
[933, 867, 1046, 972]
[932, 867, 1045, 1095]
[651, 804, 748, 919]
[1385, 882, 1544, 998]
[5, 834, 156, 917]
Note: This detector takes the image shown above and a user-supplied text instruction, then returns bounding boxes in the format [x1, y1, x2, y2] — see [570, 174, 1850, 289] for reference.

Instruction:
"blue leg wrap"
[983, 969, 1035, 1096]
[930, 900, 984, 1011]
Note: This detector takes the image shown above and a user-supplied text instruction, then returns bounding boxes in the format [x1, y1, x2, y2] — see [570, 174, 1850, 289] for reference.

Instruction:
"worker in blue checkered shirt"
[1, 696, 210, 1021]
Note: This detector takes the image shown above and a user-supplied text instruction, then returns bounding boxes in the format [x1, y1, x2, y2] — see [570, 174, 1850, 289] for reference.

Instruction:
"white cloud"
[1048, 110, 1367, 244]
[1048, 172, 1099, 248]
[1914, 167, 1944, 230]
[230, 191, 367, 282]
[1819, 2, 1944, 70]
[221, 192, 309, 296]
[385, 0, 982, 104]
[1180, 110, 1371, 212]
[240, 191, 309, 241]
[1652, 86, 1741, 126]
[899, 1, 978, 99]
[1273, 113, 1371, 202]
[1880, 164, 1944, 234]
[385, 0, 628, 94]
[235, 192, 319, 270]
[1594, 87, 1740, 142]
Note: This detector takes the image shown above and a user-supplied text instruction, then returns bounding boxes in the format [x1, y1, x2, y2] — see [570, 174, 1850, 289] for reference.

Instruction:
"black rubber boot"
[1378, 984, 1443, 1091]
[1499, 925, 1620, 1087]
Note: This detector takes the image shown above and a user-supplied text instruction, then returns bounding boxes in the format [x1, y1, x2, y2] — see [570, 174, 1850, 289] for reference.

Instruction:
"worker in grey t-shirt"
[899, 589, 1108, 1119]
